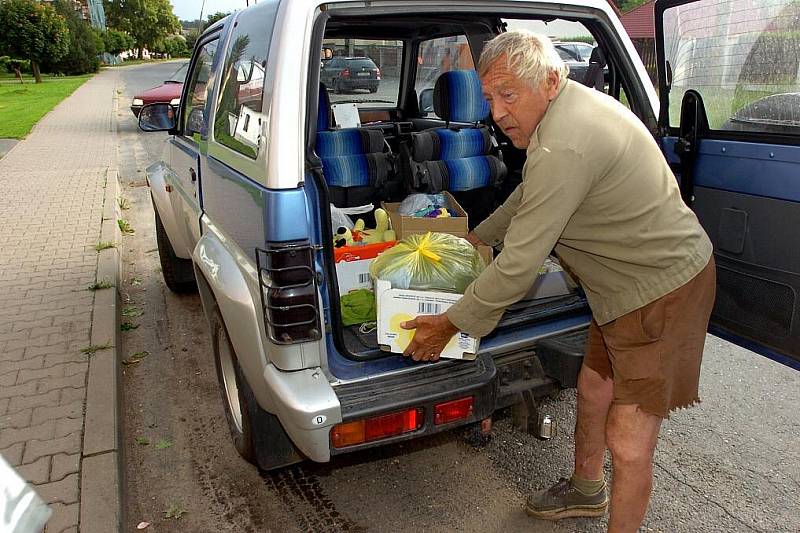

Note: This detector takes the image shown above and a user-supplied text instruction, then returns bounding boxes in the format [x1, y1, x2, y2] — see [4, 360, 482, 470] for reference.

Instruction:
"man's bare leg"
[574, 364, 614, 480]
[605, 404, 663, 533]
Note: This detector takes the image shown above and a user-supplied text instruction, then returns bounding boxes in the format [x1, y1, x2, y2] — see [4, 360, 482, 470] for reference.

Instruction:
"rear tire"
[334, 78, 344, 94]
[210, 309, 303, 471]
[154, 206, 197, 293]
[369, 87, 377, 93]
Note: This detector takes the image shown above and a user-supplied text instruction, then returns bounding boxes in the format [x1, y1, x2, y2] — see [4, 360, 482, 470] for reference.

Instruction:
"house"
[619, 0, 657, 82]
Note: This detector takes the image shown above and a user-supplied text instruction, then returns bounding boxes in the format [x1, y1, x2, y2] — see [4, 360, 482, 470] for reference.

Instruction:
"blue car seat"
[315, 84, 397, 209]
[408, 70, 506, 228]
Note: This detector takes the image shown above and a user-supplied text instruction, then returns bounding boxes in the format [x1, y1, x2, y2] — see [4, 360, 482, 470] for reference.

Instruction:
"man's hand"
[466, 231, 485, 248]
[400, 313, 459, 362]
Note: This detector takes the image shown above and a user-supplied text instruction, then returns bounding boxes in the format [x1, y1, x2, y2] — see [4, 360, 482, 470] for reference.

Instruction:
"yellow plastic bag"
[369, 232, 485, 293]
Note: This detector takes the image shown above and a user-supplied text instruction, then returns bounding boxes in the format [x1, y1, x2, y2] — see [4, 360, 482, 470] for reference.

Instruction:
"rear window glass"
[662, 0, 800, 133]
[347, 59, 377, 69]
[321, 38, 403, 108]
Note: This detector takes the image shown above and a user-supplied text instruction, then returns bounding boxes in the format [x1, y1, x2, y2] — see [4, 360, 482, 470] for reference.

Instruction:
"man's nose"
[491, 100, 508, 122]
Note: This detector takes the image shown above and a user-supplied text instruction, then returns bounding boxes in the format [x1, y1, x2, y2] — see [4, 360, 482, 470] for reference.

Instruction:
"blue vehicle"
[138, 0, 800, 471]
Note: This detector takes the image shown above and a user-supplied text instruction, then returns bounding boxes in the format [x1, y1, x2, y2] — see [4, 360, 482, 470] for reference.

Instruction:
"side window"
[214, 1, 280, 158]
[182, 39, 218, 141]
[662, 0, 800, 133]
[415, 35, 475, 118]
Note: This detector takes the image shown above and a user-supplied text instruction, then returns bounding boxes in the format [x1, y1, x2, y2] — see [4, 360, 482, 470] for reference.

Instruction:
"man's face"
[480, 55, 560, 149]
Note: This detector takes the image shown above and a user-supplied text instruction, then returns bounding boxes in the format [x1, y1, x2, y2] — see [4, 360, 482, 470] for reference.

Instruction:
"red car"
[130, 62, 189, 117]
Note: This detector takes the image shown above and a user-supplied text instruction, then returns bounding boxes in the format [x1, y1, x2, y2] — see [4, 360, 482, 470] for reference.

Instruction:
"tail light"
[256, 242, 321, 344]
[331, 408, 423, 448]
[434, 397, 473, 425]
[341, 68, 350, 78]
[375, 67, 381, 80]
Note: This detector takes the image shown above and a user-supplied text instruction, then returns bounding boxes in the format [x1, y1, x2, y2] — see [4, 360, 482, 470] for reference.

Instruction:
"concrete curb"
[80, 169, 123, 533]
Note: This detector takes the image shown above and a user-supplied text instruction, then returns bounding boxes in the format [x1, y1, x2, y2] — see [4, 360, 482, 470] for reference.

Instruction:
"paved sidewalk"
[0, 70, 121, 532]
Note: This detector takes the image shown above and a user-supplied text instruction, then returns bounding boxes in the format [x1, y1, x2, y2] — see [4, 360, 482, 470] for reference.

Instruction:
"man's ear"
[546, 70, 560, 100]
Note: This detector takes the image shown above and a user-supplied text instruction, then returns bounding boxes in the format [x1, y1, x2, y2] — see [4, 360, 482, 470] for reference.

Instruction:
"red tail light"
[341, 68, 350, 78]
[434, 397, 473, 425]
[256, 243, 321, 345]
[331, 408, 423, 448]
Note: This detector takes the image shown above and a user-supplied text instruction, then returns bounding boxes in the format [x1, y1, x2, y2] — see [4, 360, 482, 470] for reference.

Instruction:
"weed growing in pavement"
[120, 321, 139, 331]
[122, 306, 143, 318]
[87, 279, 114, 291]
[118, 219, 135, 234]
[155, 438, 173, 450]
[164, 504, 186, 520]
[117, 197, 131, 210]
[130, 276, 143, 286]
[135, 436, 150, 446]
[80, 342, 114, 355]
[94, 241, 116, 251]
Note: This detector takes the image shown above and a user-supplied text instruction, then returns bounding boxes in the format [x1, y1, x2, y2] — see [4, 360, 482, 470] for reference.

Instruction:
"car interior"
[306, 10, 654, 360]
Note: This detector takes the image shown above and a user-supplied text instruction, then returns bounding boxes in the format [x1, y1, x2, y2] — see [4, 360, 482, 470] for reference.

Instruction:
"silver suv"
[139, 0, 800, 470]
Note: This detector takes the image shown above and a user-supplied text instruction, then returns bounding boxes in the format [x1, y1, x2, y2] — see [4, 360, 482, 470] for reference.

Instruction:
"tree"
[0, 0, 69, 83]
[43, 0, 101, 75]
[103, 28, 135, 56]
[206, 11, 229, 26]
[104, 0, 181, 58]
[162, 35, 188, 58]
[0, 56, 30, 83]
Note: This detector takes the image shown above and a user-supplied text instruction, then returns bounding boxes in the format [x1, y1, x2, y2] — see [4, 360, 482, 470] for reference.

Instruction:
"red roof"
[620, 0, 655, 39]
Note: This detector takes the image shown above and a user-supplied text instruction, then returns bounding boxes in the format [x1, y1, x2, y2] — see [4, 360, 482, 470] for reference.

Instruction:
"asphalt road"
[117, 62, 800, 532]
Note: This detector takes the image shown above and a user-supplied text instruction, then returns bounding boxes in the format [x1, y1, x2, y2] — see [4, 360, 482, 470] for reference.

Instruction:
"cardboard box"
[375, 279, 479, 360]
[334, 241, 396, 294]
[382, 191, 468, 239]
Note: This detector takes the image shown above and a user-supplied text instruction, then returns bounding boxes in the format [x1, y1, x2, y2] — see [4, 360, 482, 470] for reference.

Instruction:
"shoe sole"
[525, 501, 608, 521]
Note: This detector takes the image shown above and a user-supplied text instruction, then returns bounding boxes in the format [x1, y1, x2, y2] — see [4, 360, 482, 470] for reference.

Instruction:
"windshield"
[168, 63, 190, 83]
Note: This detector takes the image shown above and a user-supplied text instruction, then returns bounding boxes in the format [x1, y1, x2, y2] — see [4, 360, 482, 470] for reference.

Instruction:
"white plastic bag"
[330, 203, 375, 232]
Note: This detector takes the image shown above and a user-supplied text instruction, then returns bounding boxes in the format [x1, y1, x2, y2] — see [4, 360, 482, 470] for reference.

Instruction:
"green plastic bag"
[369, 232, 485, 293]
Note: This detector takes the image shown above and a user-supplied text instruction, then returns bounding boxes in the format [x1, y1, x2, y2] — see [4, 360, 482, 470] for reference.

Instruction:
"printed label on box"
[375, 279, 479, 360]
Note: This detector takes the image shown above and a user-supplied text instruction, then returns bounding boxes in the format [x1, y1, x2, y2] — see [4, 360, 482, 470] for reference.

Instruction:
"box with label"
[334, 241, 396, 294]
[382, 191, 468, 239]
[375, 279, 479, 360]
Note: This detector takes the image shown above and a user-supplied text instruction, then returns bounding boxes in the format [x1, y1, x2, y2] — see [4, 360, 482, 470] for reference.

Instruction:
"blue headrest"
[317, 83, 330, 131]
[433, 70, 490, 123]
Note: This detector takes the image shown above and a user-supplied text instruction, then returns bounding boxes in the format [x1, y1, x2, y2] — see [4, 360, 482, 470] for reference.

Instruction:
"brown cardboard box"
[382, 191, 469, 239]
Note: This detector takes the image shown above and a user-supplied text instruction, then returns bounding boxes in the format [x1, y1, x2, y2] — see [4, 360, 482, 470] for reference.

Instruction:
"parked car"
[130, 62, 189, 117]
[320, 56, 381, 93]
[137, 0, 800, 471]
[722, 92, 800, 134]
[553, 41, 608, 85]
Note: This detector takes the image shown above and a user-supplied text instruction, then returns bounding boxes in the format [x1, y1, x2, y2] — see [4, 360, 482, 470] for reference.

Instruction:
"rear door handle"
[190, 167, 197, 182]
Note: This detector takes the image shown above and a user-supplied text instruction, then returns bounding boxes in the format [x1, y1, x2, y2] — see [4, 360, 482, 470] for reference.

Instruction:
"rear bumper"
[329, 353, 497, 456]
[341, 79, 379, 90]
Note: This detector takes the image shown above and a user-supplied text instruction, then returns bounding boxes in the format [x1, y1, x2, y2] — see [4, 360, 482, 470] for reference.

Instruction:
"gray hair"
[478, 30, 568, 86]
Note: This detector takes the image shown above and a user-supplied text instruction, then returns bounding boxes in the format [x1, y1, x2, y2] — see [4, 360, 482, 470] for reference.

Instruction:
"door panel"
[656, 0, 800, 369]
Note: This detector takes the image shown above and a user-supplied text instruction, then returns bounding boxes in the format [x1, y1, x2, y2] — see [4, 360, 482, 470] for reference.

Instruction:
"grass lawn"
[0, 74, 93, 139]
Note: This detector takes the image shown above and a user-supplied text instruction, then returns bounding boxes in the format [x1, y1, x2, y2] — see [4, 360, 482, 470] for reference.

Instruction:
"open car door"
[655, 0, 800, 370]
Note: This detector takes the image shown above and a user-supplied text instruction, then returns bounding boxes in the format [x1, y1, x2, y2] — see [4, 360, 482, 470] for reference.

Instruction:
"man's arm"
[470, 183, 524, 246]
[447, 145, 595, 337]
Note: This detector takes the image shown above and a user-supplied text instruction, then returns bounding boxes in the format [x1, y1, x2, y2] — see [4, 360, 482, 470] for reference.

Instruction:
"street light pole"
[198, 0, 207, 33]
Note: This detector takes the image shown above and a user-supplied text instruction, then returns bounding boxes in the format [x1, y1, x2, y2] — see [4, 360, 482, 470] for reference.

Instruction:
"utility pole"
[198, 0, 207, 33]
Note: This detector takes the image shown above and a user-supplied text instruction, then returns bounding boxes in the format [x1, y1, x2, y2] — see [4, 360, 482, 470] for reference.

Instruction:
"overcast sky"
[170, 0, 249, 21]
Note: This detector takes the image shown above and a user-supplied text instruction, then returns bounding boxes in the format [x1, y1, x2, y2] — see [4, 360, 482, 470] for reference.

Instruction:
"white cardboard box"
[375, 279, 479, 360]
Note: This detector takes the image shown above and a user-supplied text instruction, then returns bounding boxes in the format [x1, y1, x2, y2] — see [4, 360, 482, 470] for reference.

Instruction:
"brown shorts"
[583, 257, 716, 418]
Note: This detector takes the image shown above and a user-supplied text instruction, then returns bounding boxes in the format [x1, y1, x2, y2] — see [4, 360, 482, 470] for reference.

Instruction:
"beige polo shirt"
[446, 79, 713, 338]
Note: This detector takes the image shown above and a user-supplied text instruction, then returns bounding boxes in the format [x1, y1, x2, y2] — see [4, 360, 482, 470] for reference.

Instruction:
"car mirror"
[419, 88, 434, 115]
[138, 103, 175, 132]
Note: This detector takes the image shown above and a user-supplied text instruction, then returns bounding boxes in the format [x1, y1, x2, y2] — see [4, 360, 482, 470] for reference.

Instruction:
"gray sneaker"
[525, 477, 608, 520]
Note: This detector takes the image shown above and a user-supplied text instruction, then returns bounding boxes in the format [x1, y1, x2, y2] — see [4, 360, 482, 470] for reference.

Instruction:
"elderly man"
[401, 31, 716, 531]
